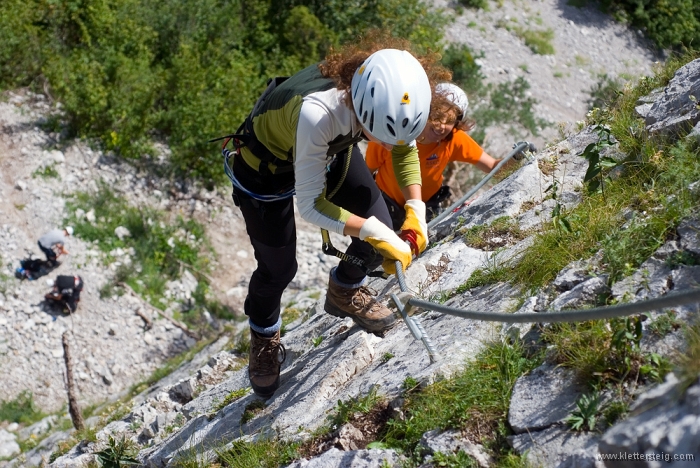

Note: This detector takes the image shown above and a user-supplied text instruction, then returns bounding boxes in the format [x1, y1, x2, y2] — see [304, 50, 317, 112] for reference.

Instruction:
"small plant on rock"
[565, 392, 600, 432]
[602, 399, 629, 427]
[329, 386, 382, 428]
[95, 435, 139, 467]
[646, 310, 682, 337]
[579, 124, 618, 196]
[240, 400, 266, 425]
[32, 164, 59, 179]
[215, 388, 249, 411]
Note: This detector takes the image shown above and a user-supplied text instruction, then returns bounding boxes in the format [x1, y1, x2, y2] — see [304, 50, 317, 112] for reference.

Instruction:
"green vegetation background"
[2, 1, 697, 187]
[0, 0, 447, 184]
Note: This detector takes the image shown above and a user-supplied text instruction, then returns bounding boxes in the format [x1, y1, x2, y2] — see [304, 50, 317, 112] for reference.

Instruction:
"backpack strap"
[210, 77, 294, 175]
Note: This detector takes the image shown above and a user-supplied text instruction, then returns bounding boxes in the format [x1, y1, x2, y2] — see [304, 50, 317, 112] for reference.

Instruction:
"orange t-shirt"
[365, 129, 484, 205]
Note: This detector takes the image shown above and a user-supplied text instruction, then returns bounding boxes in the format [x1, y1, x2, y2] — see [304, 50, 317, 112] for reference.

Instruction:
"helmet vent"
[402, 118, 409, 128]
[386, 124, 396, 137]
[369, 111, 374, 131]
[410, 120, 423, 135]
[387, 116, 395, 124]
[362, 110, 368, 124]
[370, 86, 375, 98]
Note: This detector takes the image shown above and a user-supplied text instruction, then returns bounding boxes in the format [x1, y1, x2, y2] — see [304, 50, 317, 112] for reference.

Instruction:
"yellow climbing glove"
[399, 199, 428, 256]
[359, 216, 412, 275]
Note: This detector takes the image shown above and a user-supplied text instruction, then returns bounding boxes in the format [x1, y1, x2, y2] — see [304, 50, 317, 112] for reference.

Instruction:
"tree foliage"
[0, 0, 448, 183]
[596, 0, 700, 50]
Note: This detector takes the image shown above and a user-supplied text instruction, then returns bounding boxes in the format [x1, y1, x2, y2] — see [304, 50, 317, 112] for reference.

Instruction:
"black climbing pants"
[231, 145, 392, 329]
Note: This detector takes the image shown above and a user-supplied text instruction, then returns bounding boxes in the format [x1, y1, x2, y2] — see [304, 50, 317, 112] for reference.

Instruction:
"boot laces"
[252, 335, 286, 374]
[350, 286, 382, 314]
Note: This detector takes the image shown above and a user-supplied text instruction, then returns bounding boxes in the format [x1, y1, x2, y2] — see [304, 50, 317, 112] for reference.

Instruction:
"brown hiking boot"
[324, 276, 397, 333]
[249, 329, 286, 398]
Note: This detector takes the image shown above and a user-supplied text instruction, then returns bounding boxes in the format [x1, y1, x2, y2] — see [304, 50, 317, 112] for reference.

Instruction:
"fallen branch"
[62, 332, 84, 431]
[117, 282, 199, 340]
[134, 308, 153, 331]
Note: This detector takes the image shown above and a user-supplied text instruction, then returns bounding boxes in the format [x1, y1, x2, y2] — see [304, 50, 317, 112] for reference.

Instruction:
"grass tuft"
[515, 27, 555, 55]
[216, 438, 299, 468]
[381, 341, 542, 462]
[0, 391, 46, 425]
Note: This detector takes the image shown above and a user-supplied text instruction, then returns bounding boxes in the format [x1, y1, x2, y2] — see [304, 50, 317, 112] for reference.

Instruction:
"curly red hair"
[318, 30, 452, 113]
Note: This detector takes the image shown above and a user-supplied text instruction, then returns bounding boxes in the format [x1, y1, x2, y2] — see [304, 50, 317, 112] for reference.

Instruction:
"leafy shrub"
[597, 0, 700, 49]
[471, 77, 549, 144]
[0, 391, 46, 424]
[457, 0, 489, 10]
[440, 43, 485, 97]
[0, 0, 448, 184]
[64, 185, 211, 313]
[515, 27, 555, 55]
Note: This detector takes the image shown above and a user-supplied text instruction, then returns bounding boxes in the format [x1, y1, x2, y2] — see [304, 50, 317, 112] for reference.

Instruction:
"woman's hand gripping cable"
[359, 216, 413, 274]
[399, 199, 428, 256]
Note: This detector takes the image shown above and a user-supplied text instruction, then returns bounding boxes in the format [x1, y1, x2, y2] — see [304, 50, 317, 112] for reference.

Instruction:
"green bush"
[0, 391, 46, 425]
[471, 77, 548, 144]
[597, 0, 700, 49]
[457, 0, 489, 10]
[440, 43, 485, 97]
[0, 0, 447, 184]
[63, 185, 212, 314]
[587, 73, 623, 111]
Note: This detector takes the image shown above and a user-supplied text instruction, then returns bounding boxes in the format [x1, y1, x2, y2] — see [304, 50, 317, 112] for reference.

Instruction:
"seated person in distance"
[46, 275, 84, 313]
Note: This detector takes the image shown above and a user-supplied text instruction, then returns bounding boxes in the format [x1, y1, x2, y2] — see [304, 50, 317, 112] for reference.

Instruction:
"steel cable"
[427, 141, 530, 228]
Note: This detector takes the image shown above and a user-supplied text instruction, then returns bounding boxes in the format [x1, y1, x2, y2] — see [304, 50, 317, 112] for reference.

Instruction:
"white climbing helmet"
[436, 82, 469, 123]
[351, 49, 431, 145]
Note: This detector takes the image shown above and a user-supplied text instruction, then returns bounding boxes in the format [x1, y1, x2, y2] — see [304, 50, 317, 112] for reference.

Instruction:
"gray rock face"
[553, 261, 593, 292]
[283, 448, 401, 468]
[432, 127, 597, 241]
[678, 217, 700, 257]
[418, 429, 494, 468]
[508, 425, 602, 468]
[0, 429, 20, 459]
[643, 59, 700, 136]
[550, 276, 610, 311]
[611, 258, 673, 303]
[599, 375, 700, 468]
[508, 363, 587, 434]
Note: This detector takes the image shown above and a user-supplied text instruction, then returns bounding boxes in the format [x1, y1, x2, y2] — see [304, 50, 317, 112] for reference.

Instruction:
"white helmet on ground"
[436, 82, 469, 123]
[65, 226, 74, 236]
[351, 49, 431, 145]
